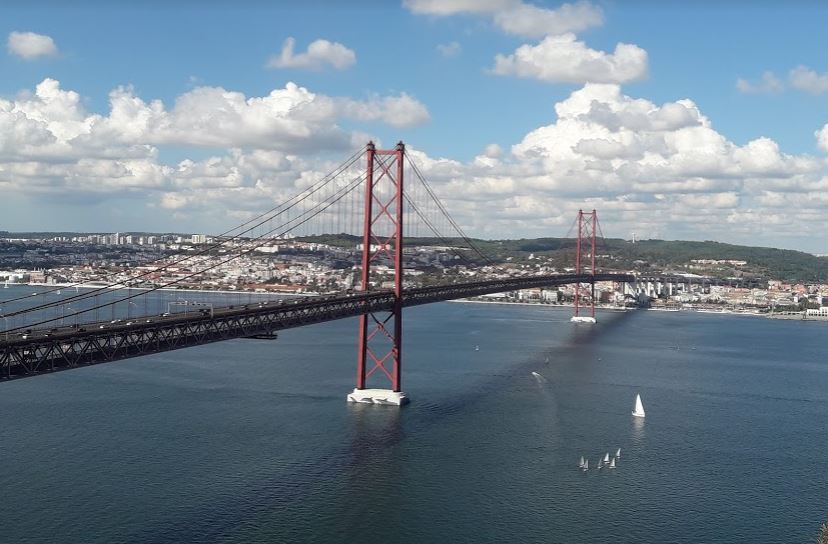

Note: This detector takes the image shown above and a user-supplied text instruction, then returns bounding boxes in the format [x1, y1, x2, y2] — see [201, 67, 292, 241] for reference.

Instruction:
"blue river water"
[2, 294, 828, 543]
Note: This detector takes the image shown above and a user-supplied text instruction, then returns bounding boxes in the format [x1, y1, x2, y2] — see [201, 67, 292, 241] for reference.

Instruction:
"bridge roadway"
[0, 273, 633, 381]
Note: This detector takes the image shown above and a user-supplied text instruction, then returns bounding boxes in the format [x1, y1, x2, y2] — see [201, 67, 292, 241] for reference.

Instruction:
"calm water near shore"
[2, 294, 828, 543]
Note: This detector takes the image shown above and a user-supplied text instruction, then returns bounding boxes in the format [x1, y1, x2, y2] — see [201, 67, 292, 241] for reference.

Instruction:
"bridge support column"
[348, 141, 409, 406]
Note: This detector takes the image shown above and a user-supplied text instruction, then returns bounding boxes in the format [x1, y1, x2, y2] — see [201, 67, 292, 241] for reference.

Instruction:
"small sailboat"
[474, 345, 479, 351]
[608, 457, 616, 469]
[579, 456, 585, 468]
[615, 448, 621, 459]
[582, 459, 589, 472]
[632, 393, 646, 418]
[603, 453, 610, 464]
[596, 459, 602, 470]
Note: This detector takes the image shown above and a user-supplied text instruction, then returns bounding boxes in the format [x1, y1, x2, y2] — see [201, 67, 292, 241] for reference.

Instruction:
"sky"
[3, 1, 828, 252]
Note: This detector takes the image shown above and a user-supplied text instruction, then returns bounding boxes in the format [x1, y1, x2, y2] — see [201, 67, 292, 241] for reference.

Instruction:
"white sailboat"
[596, 459, 602, 470]
[603, 453, 610, 464]
[632, 393, 646, 418]
[608, 457, 616, 469]
[579, 456, 585, 468]
[615, 448, 621, 458]
[582, 459, 589, 472]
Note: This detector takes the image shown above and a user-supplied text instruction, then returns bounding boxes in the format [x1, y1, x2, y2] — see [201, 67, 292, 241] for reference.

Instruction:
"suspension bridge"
[0, 142, 634, 404]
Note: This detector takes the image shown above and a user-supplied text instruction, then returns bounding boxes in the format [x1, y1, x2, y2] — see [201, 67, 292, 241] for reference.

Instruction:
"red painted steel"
[572, 209, 598, 319]
[355, 141, 405, 392]
[355, 143, 376, 389]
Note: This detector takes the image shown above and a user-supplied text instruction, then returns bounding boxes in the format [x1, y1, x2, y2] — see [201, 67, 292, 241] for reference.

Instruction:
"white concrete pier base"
[347, 388, 409, 406]
[570, 316, 597, 324]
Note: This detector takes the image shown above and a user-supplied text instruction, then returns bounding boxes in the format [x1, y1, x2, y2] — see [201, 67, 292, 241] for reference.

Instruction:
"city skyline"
[3, 2, 828, 252]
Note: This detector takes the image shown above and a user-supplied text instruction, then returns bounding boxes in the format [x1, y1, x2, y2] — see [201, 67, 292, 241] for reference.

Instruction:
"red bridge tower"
[571, 209, 598, 324]
[347, 142, 409, 405]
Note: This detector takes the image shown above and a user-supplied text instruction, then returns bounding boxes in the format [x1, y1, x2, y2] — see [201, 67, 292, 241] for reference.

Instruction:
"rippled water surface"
[3, 299, 828, 543]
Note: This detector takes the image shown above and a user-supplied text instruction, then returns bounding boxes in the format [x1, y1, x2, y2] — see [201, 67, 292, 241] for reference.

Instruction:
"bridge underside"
[0, 273, 632, 382]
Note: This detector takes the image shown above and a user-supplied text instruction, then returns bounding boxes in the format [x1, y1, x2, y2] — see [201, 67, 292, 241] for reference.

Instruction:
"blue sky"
[3, 1, 828, 252]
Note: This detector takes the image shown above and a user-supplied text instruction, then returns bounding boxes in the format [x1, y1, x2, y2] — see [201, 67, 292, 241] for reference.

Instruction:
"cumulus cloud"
[0, 78, 429, 205]
[338, 93, 430, 128]
[267, 37, 356, 71]
[7, 31, 58, 60]
[406, 1, 643, 86]
[737, 66, 828, 95]
[483, 144, 503, 158]
[404, 0, 518, 16]
[736, 71, 784, 94]
[788, 65, 828, 95]
[405, 0, 602, 37]
[5, 76, 828, 249]
[398, 84, 827, 245]
[18, 79, 429, 154]
[491, 34, 647, 84]
[816, 125, 828, 152]
[492, 1, 604, 38]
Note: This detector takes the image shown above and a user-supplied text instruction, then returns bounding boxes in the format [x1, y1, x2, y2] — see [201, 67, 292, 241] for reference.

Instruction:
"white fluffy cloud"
[404, 0, 602, 37]
[406, 1, 644, 85]
[5, 77, 828, 249]
[0, 78, 429, 204]
[398, 84, 828, 246]
[7, 31, 58, 60]
[789, 65, 828, 95]
[816, 125, 828, 152]
[404, 0, 518, 16]
[492, 1, 603, 38]
[492, 34, 648, 84]
[0, 78, 429, 157]
[736, 71, 784, 94]
[737, 66, 828, 96]
[339, 94, 430, 128]
[267, 37, 356, 71]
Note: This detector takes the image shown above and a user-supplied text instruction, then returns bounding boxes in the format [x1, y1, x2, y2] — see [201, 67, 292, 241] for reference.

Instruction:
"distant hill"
[299, 234, 828, 283]
[3, 230, 824, 283]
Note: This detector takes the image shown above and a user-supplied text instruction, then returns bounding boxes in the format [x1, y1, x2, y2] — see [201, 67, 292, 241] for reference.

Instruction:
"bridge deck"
[0, 273, 633, 381]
